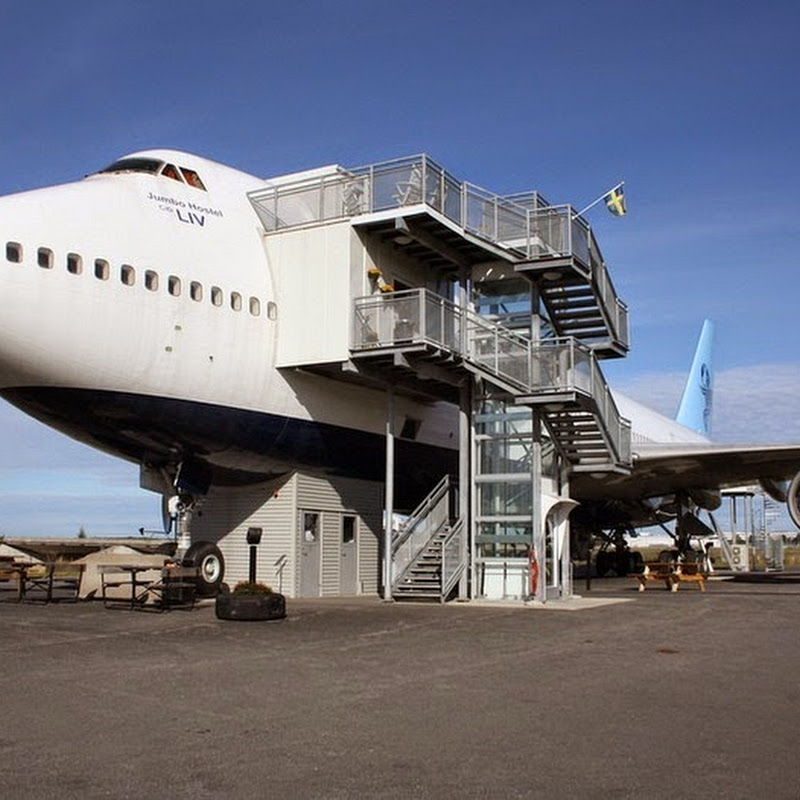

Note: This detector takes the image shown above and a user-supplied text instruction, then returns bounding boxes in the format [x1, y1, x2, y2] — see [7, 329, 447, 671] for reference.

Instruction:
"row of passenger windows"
[5, 241, 274, 318]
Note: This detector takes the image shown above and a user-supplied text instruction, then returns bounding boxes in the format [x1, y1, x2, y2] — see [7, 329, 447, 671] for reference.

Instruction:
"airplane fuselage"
[0, 151, 457, 505]
[3, 148, 800, 542]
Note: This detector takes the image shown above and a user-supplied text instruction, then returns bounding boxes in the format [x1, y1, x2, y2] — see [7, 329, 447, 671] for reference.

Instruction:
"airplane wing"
[572, 443, 800, 502]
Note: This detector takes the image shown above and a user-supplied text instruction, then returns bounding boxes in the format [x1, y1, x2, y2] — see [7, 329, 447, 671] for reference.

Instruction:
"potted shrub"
[215, 581, 286, 621]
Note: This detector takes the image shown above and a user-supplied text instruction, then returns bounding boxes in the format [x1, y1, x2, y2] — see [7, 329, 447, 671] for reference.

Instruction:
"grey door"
[299, 511, 321, 596]
[340, 514, 358, 594]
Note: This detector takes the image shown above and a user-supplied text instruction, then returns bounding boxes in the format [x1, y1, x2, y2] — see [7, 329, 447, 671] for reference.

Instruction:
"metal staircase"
[391, 475, 465, 601]
[352, 289, 631, 472]
[511, 205, 629, 358]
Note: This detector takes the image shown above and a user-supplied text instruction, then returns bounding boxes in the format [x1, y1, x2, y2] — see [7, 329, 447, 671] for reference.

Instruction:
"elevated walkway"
[352, 289, 631, 472]
[248, 154, 629, 357]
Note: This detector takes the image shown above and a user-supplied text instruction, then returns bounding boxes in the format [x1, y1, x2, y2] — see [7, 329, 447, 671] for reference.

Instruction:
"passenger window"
[210, 286, 223, 307]
[267, 301, 278, 320]
[168, 275, 181, 296]
[230, 291, 242, 311]
[94, 259, 110, 280]
[145, 270, 159, 291]
[180, 168, 206, 190]
[121, 264, 135, 286]
[67, 253, 82, 275]
[249, 297, 261, 316]
[190, 281, 203, 302]
[38, 247, 53, 269]
[6, 242, 22, 263]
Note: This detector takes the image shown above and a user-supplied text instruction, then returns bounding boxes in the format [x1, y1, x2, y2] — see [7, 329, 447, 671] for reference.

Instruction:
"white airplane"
[1, 149, 798, 593]
[575, 319, 800, 557]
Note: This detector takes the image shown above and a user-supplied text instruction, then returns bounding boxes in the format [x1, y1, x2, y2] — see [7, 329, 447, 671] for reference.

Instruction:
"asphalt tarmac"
[2, 577, 799, 799]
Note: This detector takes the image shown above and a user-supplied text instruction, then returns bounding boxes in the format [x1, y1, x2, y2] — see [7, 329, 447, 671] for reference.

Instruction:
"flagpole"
[574, 181, 624, 219]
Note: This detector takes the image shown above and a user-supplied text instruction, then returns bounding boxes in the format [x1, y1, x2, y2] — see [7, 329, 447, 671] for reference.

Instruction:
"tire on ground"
[183, 541, 225, 597]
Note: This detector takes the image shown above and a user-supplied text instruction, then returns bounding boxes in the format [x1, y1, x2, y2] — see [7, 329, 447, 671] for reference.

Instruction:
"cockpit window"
[181, 168, 206, 190]
[98, 157, 207, 191]
[161, 163, 182, 182]
[99, 157, 163, 175]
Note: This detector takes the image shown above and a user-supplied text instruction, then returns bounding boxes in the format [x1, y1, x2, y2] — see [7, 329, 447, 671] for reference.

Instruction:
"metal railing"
[525, 338, 632, 465]
[392, 474, 452, 584]
[528, 205, 629, 346]
[353, 289, 630, 465]
[247, 155, 628, 348]
[247, 154, 552, 241]
[440, 519, 466, 601]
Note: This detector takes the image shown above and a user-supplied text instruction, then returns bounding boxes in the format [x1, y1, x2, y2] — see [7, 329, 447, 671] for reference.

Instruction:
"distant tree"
[77, 526, 87, 539]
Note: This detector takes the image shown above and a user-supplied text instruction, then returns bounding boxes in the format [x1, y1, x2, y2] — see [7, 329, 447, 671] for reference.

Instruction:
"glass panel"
[342, 516, 356, 544]
[303, 512, 319, 542]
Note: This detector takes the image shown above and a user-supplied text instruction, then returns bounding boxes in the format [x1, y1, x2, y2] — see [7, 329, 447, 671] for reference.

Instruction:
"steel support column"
[383, 384, 395, 601]
[531, 411, 546, 603]
[458, 380, 470, 599]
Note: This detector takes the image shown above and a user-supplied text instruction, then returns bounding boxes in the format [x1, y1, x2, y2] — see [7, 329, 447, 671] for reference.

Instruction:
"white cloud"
[614, 362, 800, 443]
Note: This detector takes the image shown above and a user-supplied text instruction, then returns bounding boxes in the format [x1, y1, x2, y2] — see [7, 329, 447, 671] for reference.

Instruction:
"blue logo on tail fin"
[675, 319, 714, 437]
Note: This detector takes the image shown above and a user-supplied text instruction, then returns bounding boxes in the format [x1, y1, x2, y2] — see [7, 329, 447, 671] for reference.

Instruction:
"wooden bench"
[635, 561, 706, 592]
[99, 563, 198, 610]
[47, 563, 85, 602]
[19, 562, 85, 603]
[0, 558, 26, 601]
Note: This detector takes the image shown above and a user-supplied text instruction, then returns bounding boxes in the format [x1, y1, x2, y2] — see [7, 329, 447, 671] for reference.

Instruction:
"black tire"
[183, 541, 225, 597]
[215, 592, 286, 621]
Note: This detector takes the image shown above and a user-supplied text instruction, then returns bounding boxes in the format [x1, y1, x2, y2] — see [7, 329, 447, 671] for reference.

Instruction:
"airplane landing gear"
[182, 540, 225, 597]
[594, 526, 642, 577]
[165, 491, 225, 598]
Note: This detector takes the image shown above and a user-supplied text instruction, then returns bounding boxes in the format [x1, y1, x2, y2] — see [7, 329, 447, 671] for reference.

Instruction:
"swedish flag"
[604, 184, 626, 216]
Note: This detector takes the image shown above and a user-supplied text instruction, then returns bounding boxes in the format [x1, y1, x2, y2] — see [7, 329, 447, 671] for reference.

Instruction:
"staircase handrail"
[392, 474, 451, 553]
[527, 337, 629, 465]
[522, 204, 628, 351]
[440, 519, 466, 600]
[352, 290, 631, 466]
[392, 475, 453, 585]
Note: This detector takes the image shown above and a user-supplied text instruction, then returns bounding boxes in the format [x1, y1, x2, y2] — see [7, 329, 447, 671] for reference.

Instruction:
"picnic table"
[99, 563, 198, 610]
[0, 560, 84, 603]
[635, 561, 707, 592]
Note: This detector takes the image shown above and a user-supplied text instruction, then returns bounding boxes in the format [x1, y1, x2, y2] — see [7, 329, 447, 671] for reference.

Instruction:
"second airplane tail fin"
[675, 319, 714, 437]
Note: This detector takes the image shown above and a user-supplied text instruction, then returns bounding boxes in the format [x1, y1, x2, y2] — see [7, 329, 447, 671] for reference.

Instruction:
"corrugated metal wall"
[295, 473, 382, 596]
[192, 472, 382, 597]
[193, 475, 297, 594]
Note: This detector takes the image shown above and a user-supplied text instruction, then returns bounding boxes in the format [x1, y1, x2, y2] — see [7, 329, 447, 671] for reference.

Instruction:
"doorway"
[340, 514, 359, 594]
[299, 510, 321, 596]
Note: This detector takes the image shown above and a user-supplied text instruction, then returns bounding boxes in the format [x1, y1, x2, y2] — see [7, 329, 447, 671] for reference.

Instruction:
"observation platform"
[248, 155, 629, 358]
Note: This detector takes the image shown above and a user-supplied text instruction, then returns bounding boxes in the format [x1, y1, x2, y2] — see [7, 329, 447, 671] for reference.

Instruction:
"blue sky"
[1, 0, 799, 536]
